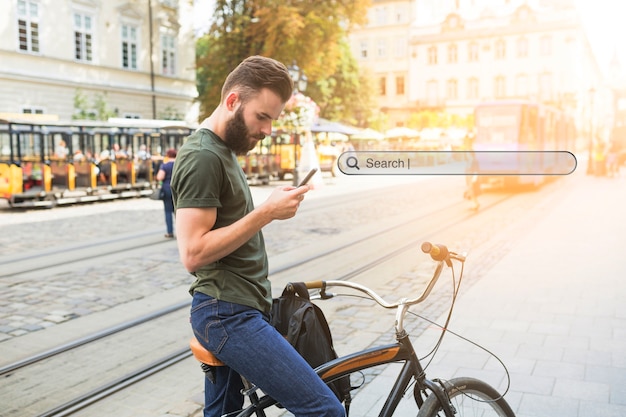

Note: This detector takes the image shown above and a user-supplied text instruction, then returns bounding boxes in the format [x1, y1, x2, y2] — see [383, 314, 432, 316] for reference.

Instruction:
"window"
[494, 75, 506, 98]
[516, 74, 528, 96]
[122, 24, 138, 70]
[359, 40, 368, 59]
[539, 73, 553, 99]
[540, 35, 552, 56]
[379, 77, 386, 96]
[17, 0, 40, 53]
[374, 7, 388, 26]
[395, 5, 407, 23]
[467, 78, 479, 99]
[22, 106, 44, 114]
[468, 42, 479, 62]
[446, 79, 458, 100]
[516, 37, 528, 58]
[495, 39, 506, 59]
[377, 38, 386, 58]
[428, 46, 438, 65]
[426, 80, 439, 105]
[161, 33, 176, 76]
[395, 76, 405, 95]
[74, 12, 93, 62]
[448, 44, 457, 64]
[394, 37, 407, 58]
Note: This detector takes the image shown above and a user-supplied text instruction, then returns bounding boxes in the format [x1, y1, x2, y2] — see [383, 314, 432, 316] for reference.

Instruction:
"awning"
[351, 128, 385, 141]
[385, 127, 420, 139]
[310, 118, 360, 135]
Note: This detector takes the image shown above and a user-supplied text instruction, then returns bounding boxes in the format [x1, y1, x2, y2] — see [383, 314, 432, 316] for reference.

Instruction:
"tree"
[72, 89, 116, 121]
[195, 0, 371, 122]
[196, 1, 256, 119]
[305, 40, 374, 127]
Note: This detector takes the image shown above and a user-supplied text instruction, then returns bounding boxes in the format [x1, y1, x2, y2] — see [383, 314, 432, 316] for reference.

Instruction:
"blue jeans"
[162, 188, 174, 235]
[190, 292, 345, 417]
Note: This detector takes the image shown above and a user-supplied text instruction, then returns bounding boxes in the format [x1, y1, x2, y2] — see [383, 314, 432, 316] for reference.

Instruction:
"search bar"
[337, 151, 577, 175]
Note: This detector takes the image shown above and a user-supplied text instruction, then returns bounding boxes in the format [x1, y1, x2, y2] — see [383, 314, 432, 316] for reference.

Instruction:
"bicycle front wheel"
[417, 377, 515, 417]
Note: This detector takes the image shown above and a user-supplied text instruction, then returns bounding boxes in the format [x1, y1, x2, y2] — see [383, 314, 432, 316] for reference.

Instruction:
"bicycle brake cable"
[407, 262, 512, 401]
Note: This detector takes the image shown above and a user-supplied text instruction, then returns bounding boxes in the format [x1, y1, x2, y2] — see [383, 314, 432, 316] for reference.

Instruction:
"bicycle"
[190, 242, 516, 417]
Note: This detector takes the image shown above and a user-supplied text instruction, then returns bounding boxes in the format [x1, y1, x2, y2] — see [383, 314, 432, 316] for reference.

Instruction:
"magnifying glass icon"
[346, 156, 360, 170]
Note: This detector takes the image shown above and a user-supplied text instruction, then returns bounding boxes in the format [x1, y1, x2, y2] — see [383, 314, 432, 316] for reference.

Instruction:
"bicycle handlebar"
[304, 242, 465, 335]
[307, 242, 465, 310]
[421, 241, 466, 263]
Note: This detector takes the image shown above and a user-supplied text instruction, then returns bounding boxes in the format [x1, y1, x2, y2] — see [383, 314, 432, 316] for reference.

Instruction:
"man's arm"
[176, 185, 309, 272]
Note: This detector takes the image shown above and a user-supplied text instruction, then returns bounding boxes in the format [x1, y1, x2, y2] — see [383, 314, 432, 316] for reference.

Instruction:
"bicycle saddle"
[189, 337, 224, 366]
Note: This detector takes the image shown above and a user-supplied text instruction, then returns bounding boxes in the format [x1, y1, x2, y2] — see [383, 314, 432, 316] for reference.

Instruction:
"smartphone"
[298, 168, 317, 187]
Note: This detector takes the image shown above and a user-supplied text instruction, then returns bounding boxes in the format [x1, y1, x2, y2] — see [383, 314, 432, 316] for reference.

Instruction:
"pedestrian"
[464, 151, 480, 210]
[170, 56, 344, 417]
[156, 148, 177, 238]
[606, 140, 619, 177]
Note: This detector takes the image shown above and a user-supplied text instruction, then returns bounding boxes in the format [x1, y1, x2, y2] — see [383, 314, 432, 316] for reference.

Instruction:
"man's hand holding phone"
[298, 168, 317, 187]
[261, 170, 316, 221]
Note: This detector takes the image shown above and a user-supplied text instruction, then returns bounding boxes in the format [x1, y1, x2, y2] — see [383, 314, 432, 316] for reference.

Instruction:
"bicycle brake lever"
[450, 251, 467, 263]
[319, 289, 335, 300]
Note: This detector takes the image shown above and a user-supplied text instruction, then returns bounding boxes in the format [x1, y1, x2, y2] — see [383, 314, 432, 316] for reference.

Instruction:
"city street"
[1, 167, 625, 417]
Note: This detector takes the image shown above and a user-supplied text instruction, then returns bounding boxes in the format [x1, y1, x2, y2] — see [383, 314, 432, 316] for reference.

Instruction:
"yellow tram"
[0, 115, 369, 208]
[0, 117, 192, 208]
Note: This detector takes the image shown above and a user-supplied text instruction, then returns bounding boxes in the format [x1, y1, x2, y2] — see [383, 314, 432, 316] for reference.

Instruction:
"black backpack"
[270, 282, 351, 405]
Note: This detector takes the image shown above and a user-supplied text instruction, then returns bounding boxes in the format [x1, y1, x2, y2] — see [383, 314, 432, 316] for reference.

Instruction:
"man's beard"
[224, 106, 264, 155]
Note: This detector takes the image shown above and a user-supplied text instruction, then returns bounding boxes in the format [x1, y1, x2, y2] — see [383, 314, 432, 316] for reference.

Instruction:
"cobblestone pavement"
[0, 174, 449, 341]
[4, 169, 624, 417]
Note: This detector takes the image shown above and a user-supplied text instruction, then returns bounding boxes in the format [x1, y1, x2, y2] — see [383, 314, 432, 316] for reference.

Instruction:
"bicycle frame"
[227, 244, 468, 417]
[233, 331, 455, 417]
[315, 327, 455, 417]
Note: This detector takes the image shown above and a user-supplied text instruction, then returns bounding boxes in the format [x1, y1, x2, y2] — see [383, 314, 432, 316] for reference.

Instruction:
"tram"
[0, 115, 367, 207]
[239, 130, 343, 183]
[0, 117, 192, 208]
[238, 131, 301, 182]
[473, 99, 576, 188]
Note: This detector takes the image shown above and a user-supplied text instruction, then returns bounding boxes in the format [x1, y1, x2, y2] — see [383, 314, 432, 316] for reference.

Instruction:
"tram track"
[1, 174, 578, 417]
[1, 186, 511, 376]
[0, 229, 173, 279]
[0, 181, 526, 417]
[0, 178, 425, 278]
[0, 182, 485, 366]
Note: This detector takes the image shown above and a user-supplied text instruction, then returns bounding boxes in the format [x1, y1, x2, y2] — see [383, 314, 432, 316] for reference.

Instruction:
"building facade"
[0, 0, 198, 124]
[350, 0, 607, 136]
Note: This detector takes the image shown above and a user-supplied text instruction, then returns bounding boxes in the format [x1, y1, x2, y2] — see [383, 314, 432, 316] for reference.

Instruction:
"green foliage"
[195, 0, 372, 122]
[72, 89, 116, 121]
[159, 105, 184, 121]
[305, 40, 373, 127]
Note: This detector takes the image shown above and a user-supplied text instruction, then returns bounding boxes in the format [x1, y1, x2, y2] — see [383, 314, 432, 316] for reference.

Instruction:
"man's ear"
[225, 91, 239, 111]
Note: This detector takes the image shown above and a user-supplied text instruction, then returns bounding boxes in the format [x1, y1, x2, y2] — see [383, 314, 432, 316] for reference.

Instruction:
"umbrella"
[385, 127, 419, 139]
[351, 128, 385, 141]
[310, 118, 360, 135]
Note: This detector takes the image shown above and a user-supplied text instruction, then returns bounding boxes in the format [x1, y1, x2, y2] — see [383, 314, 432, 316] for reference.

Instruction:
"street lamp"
[288, 61, 308, 93]
[288, 61, 308, 185]
[586, 87, 595, 175]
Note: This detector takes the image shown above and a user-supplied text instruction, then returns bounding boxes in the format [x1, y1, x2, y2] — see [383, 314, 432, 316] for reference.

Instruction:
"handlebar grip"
[304, 280, 325, 290]
[421, 242, 449, 262]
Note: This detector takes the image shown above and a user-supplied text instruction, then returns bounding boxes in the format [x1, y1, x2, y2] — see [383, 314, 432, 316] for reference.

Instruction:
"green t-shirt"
[170, 128, 271, 313]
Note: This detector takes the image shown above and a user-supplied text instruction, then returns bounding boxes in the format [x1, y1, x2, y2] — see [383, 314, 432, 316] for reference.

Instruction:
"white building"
[350, 0, 606, 133]
[0, 0, 198, 124]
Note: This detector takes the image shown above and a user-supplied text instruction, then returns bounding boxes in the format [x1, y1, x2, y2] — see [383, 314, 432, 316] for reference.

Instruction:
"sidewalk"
[186, 171, 626, 417]
[414, 172, 626, 417]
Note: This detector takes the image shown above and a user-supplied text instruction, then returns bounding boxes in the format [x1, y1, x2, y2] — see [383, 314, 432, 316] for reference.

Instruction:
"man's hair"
[221, 56, 294, 104]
